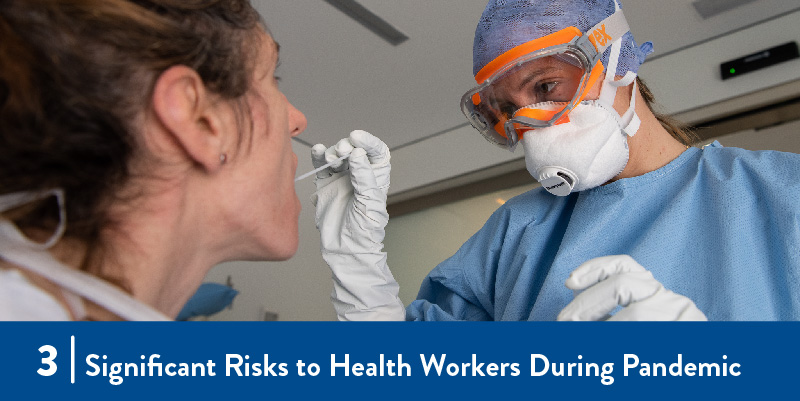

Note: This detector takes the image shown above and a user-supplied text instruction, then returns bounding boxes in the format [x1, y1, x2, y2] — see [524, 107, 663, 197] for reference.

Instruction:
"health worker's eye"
[498, 102, 516, 119]
[536, 81, 559, 96]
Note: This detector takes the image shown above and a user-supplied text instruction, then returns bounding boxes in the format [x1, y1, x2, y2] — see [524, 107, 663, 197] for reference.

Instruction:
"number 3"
[38, 345, 57, 376]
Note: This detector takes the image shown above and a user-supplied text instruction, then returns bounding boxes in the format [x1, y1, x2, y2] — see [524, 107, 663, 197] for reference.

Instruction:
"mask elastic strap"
[0, 220, 170, 321]
[597, 34, 641, 137]
[618, 76, 640, 136]
[0, 189, 66, 250]
[595, 2, 641, 136]
[0, 189, 169, 321]
[598, 73, 641, 137]
[599, 36, 623, 106]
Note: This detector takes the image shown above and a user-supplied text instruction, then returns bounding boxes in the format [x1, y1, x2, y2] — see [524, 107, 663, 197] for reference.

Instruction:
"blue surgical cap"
[473, 0, 654, 78]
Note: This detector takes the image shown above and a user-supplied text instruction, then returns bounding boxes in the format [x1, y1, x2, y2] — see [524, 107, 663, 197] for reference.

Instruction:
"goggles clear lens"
[461, 48, 592, 150]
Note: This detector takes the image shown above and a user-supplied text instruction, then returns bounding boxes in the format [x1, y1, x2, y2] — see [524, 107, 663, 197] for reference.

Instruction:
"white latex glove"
[557, 255, 707, 321]
[311, 130, 405, 321]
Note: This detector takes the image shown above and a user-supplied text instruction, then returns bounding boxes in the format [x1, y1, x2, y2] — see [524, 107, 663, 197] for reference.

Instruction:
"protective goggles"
[461, 9, 631, 151]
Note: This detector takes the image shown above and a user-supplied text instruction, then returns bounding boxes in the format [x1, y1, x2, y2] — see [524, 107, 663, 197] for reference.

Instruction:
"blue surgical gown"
[406, 142, 800, 321]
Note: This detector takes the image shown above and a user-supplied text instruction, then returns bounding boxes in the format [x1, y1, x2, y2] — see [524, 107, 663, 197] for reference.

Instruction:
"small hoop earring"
[220, 153, 228, 165]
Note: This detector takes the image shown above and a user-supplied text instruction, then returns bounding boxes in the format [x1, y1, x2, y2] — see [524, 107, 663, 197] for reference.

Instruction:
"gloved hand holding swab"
[308, 130, 403, 321]
[294, 154, 349, 182]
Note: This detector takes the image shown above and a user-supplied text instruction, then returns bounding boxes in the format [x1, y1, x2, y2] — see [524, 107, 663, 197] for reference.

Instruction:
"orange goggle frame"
[464, 27, 607, 149]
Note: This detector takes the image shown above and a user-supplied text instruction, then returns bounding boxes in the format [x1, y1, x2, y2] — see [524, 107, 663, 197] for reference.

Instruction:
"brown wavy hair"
[636, 76, 698, 146]
[0, 0, 262, 247]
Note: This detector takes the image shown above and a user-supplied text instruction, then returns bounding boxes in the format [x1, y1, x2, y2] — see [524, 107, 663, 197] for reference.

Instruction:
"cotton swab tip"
[294, 154, 349, 182]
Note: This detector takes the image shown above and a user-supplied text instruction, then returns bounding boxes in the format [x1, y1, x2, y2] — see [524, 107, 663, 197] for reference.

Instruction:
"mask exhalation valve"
[537, 167, 577, 196]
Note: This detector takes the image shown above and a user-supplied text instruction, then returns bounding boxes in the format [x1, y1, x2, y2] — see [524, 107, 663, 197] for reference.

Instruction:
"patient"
[0, 0, 306, 320]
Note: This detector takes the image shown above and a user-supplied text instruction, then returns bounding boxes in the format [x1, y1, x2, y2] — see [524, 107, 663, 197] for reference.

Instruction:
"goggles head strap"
[574, 9, 631, 69]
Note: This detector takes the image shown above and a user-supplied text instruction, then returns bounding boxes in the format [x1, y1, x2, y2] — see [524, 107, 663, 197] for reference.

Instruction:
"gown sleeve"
[405, 205, 517, 321]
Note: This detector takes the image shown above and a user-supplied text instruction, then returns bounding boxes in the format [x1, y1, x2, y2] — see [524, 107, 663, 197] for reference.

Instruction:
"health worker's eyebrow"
[516, 66, 559, 91]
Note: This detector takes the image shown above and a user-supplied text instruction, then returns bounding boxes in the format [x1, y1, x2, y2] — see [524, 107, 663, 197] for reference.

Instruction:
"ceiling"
[254, 0, 799, 153]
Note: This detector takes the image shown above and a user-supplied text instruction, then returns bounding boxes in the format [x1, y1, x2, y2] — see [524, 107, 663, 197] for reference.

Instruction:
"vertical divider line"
[70, 335, 75, 384]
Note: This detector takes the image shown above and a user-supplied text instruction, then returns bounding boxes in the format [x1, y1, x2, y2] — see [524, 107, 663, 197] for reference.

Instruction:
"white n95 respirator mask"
[521, 101, 630, 196]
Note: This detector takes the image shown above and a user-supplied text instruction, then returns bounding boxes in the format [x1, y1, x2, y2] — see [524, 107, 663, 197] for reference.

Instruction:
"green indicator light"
[730, 68, 736, 74]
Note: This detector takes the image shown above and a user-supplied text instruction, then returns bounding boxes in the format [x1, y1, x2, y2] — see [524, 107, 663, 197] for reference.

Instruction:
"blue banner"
[0, 322, 794, 399]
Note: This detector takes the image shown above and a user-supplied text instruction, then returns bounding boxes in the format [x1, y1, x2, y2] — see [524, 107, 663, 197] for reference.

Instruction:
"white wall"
[703, 118, 800, 153]
[639, 10, 800, 116]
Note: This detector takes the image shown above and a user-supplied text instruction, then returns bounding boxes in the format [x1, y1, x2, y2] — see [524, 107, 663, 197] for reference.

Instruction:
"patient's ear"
[150, 65, 229, 172]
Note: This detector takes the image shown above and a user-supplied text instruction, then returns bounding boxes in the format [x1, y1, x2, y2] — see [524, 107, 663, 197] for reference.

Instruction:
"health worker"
[311, 0, 800, 321]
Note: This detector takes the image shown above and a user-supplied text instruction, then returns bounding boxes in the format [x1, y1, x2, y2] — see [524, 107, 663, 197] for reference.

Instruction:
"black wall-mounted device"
[720, 42, 799, 80]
